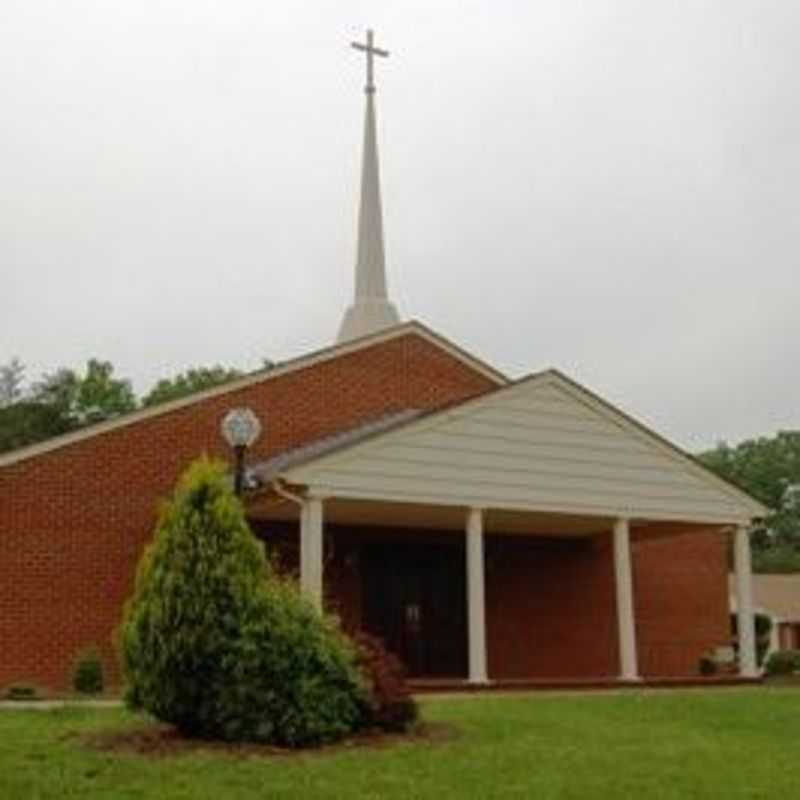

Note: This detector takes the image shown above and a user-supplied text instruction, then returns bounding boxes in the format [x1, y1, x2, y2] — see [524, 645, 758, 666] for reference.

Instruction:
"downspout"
[271, 478, 305, 508]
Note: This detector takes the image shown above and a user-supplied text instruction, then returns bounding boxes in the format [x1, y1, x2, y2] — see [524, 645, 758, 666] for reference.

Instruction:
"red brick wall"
[0, 333, 494, 691]
[484, 528, 730, 680]
[633, 529, 731, 677]
[485, 534, 618, 679]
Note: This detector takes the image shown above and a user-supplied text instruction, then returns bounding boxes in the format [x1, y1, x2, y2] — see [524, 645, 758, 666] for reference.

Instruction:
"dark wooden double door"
[362, 541, 467, 678]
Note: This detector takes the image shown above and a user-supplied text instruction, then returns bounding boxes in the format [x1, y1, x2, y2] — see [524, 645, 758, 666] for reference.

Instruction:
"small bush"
[731, 612, 775, 667]
[353, 632, 418, 732]
[755, 613, 773, 639]
[72, 649, 104, 695]
[765, 649, 800, 677]
[698, 654, 718, 676]
[120, 458, 368, 747]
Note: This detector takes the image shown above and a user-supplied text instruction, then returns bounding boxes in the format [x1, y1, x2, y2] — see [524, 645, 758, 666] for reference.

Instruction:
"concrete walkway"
[0, 699, 123, 711]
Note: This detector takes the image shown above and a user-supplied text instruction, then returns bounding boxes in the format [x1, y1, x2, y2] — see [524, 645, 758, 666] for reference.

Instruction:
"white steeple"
[337, 29, 401, 344]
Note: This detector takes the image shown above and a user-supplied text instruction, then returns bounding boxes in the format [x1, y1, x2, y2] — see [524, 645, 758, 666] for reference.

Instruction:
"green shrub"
[698, 654, 718, 676]
[120, 457, 367, 747]
[353, 632, 418, 732]
[72, 648, 104, 694]
[765, 649, 800, 677]
[755, 613, 773, 638]
[211, 577, 367, 745]
[731, 612, 775, 667]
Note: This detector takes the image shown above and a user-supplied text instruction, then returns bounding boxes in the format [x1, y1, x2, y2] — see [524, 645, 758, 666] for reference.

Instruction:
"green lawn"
[3, 689, 800, 799]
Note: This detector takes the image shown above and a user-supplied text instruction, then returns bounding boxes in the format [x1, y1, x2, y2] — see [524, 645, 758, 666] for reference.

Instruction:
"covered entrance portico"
[247, 494, 758, 684]
[244, 369, 765, 683]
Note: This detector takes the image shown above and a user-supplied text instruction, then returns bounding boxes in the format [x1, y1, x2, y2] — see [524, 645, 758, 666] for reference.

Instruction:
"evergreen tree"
[120, 458, 367, 746]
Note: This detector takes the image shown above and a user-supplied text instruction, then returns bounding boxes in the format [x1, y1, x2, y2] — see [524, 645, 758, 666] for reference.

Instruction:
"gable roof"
[250, 409, 422, 485]
[0, 320, 507, 470]
[277, 369, 768, 524]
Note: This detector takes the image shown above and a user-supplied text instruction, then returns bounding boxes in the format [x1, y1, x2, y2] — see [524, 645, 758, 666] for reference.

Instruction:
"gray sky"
[1, 1, 798, 452]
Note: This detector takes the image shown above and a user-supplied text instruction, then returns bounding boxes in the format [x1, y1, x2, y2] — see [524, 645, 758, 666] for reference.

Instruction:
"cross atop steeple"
[337, 29, 401, 344]
[351, 29, 389, 94]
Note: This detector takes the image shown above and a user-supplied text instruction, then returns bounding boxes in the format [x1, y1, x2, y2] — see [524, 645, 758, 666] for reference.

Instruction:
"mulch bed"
[74, 721, 456, 760]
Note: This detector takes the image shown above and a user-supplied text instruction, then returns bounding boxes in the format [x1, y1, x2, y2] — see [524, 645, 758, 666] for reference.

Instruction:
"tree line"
[0, 357, 250, 455]
[700, 433, 800, 573]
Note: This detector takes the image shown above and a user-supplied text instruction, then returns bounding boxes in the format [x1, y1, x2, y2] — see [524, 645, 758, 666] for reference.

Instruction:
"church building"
[0, 32, 766, 691]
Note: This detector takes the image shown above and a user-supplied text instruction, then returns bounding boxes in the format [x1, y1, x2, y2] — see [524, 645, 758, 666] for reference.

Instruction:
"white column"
[466, 507, 488, 684]
[300, 495, 324, 610]
[613, 517, 640, 681]
[733, 525, 758, 677]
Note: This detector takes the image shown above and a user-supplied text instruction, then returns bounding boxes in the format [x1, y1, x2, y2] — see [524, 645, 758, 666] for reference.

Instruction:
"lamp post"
[220, 407, 262, 496]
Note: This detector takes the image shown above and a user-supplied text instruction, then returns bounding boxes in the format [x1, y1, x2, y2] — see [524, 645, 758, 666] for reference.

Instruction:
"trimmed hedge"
[120, 458, 368, 747]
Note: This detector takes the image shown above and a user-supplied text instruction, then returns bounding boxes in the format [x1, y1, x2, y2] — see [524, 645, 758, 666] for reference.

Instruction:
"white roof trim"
[0, 320, 507, 470]
[282, 369, 768, 521]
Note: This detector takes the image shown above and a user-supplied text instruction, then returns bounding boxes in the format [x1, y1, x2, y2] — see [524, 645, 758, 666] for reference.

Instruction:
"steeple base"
[337, 298, 401, 343]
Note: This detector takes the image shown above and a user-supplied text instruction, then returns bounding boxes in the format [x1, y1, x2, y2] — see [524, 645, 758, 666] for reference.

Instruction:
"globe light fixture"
[220, 407, 262, 496]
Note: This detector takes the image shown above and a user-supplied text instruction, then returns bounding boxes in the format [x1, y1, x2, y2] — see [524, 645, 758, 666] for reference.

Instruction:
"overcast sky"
[1, 1, 798, 451]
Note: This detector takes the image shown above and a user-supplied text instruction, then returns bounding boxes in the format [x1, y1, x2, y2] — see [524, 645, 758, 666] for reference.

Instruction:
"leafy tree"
[31, 368, 79, 417]
[0, 358, 25, 408]
[33, 359, 135, 425]
[75, 359, 136, 421]
[701, 431, 800, 571]
[751, 545, 800, 574]
[0, 357, 256, 454]
[0, 401, 74, 454]
[120, 458, 367, 746]
[701, 433, 800, 511]
[142, 366, 243, 407]
[0, 358, 136, 454]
